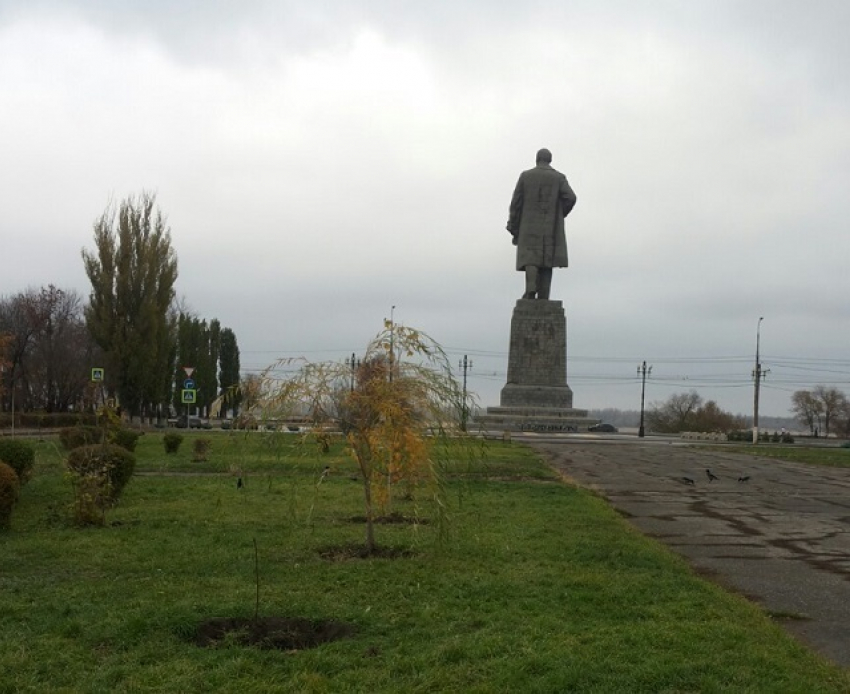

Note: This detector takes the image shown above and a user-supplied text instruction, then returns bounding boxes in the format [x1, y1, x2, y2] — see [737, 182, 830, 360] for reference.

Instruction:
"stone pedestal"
[475, 299, 598, 433]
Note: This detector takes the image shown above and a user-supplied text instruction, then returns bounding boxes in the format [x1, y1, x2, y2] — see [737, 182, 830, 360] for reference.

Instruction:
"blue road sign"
[184, 379, 196, 389]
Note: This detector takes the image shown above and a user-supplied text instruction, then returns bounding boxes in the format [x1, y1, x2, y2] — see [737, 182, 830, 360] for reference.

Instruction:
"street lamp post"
[348, 353, 359, 392]
[753, 317, 764, 444]
[638, 361, 652, 438]
[458, 355, 473, 432]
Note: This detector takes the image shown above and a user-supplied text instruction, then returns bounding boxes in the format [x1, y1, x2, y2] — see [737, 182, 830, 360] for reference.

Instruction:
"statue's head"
[536, 148, 552, 164]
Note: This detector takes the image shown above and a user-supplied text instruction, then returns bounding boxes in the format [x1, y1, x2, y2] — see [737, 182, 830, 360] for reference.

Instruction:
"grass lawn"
[722, 444, 850, 468]
[2, 432, 848, 692]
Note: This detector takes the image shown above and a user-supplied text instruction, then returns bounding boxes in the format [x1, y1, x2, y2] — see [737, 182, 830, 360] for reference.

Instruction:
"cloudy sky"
[2, 0, 849, 418]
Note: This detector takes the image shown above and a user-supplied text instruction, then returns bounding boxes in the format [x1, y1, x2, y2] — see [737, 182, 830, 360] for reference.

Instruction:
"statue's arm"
[507, 177, 524, 234]
[560, 177, 577, 217]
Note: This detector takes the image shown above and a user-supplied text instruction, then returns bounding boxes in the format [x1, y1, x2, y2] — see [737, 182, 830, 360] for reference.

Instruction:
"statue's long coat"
[507, 163, 576, 271]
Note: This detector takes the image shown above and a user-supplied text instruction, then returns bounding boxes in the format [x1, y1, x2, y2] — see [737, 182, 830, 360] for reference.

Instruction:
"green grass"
[722, 444, 850, 468]
[2, 434, 848, 692]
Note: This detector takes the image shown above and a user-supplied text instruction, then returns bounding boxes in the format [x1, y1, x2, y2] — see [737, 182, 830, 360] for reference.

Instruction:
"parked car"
[176, 416, 203, 429]
[589, 423, 618, 433]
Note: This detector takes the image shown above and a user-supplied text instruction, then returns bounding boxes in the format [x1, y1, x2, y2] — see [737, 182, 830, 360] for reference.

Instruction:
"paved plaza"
[527, 438, 850, 667]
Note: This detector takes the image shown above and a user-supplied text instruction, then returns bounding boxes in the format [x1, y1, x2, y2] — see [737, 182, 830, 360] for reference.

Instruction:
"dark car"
[176, 416, 203, 429]
[589, 423, 618, 433]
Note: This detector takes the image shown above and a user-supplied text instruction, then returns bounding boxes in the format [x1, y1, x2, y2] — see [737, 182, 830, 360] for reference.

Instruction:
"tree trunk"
[362, 476, 375, 553]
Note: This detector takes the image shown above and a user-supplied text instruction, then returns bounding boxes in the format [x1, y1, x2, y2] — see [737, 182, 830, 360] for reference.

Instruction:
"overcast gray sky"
[2, 1, 849, 418]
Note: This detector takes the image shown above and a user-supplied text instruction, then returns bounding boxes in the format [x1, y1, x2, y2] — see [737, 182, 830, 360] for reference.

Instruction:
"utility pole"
[753, 316, 765, 444]
[637, 361, 652, 438]
[459, 355, 473, 432]
[388, 305, 396, 383]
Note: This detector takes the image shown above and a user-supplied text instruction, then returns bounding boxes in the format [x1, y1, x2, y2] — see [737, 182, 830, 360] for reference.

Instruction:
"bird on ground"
[738, 475, 750, 483]
[682, 476, 695, 485]
[236, 477, 243, 489]
[706, 469, 719, 482]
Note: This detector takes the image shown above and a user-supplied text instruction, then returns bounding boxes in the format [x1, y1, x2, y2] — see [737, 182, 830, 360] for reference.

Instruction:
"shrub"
[68, 472, 108, 526]
[59, 426, 104, 451]
[11, 412, 95, 428]
[66, 444, 136, 503]
[163, 433, 183, 454]
[234, 414, 258, 430]
[66, 444, 136, 527]
[193, 438, 211, 462]
[113, 429, 141, 452]
[0, 439, 36, 485]
[0, 462, 20, 529]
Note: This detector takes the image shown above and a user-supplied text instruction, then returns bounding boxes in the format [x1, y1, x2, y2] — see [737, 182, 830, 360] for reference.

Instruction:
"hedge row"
[0, 413, 98, 429]
[59, 426, 141, 453]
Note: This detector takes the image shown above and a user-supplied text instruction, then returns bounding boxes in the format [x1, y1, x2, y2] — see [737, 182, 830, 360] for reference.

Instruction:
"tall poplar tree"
[218, 327, 241, 416]
[82, 192, 178, 419]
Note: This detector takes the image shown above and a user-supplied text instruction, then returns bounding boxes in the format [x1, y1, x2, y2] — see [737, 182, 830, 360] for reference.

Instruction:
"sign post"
[181, 367, 195, 427]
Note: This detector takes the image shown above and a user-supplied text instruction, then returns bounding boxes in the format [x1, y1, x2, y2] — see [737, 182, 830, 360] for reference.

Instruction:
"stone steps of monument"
[474, 408, 600, 433]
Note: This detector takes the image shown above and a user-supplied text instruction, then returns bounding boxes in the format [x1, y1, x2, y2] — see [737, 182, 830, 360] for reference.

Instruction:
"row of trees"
[645, 387, 850, 438]
[790, 386, 850, 437]
[646, 391, 745, 433]
[174, 314, 241, 417]
[1, 193, 241, 422]
[0, 286, 96, 413]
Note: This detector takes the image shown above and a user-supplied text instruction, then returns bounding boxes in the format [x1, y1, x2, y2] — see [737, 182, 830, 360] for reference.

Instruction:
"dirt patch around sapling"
[192, 616, 355, 650]
[318, 542, 417, 561]
[347, 511, 429, 525]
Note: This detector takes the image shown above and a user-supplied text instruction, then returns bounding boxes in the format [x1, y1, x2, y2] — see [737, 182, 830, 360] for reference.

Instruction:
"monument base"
[472, 298, 599, 433]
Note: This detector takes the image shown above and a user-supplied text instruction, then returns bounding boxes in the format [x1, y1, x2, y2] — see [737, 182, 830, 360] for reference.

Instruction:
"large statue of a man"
[506, 148, 577, 300]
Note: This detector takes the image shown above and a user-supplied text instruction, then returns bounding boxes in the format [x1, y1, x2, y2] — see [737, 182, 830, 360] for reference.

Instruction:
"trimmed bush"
[66, 444, 136, 503]
[163, 433, 183, 454]
[113, 429, 141, 452]
[59, 426, 104, 451]
[0, 439, 36, 484]
[192, 438, 211, 462]
[0, 462, 20, 529]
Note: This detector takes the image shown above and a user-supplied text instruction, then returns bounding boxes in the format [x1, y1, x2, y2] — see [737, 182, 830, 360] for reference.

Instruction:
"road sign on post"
[183, 366, 195, 378]
[181, 389, 197, 404]
[184, 379, 196, 390]
[91, 368, 105, 382]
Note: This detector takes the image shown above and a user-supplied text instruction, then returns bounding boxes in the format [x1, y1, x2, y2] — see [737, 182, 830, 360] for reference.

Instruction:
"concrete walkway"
[527, 438, 850, 668]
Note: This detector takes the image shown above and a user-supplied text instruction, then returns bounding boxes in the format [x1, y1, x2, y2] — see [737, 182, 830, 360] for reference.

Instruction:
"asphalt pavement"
[526, 437, 850, 668]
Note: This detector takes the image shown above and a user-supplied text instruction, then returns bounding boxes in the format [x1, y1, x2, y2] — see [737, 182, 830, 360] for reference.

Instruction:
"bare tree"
[0, 290, 39, 412]
[26, 287, 95, 412]
[790, 389, 823, 435]
[812, 385, 847, 438]
[646, 390, 703, 433]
